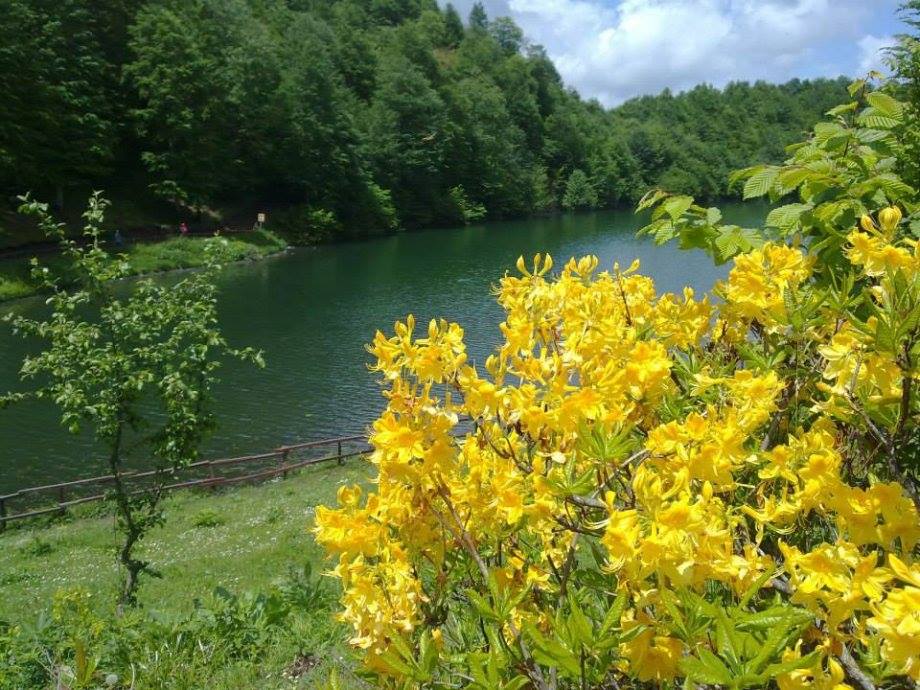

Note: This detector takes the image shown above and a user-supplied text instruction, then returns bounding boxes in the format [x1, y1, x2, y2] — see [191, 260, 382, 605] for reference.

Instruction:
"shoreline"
[0, 230, 289, 305]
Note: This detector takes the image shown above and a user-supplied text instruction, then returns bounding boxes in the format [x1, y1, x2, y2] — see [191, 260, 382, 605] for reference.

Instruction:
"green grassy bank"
[0, 461, 369, 689]
[0, 229, 287, 302]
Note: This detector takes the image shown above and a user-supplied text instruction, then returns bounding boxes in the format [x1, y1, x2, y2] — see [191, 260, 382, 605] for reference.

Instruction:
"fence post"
[0, 497, 6, 533]
[279, 449, 290, 479]
[208, 461, 217, 492]
[337, 440, 344, 465]
[58, 486, 67, 516]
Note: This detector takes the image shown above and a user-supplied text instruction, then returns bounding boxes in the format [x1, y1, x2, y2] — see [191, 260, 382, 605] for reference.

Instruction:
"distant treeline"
[0, 0, 850, 239]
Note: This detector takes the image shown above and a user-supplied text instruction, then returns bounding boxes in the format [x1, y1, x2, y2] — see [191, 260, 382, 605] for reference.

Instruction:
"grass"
[0, 460, 371, 689]
[0, 229, 287, 302]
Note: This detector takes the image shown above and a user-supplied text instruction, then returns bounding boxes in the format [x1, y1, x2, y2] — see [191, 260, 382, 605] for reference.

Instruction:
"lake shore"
[0, 229, 288, 303]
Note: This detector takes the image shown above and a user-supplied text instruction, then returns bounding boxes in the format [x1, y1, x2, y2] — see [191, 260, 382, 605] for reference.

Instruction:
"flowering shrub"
[316, 83, 920, 688]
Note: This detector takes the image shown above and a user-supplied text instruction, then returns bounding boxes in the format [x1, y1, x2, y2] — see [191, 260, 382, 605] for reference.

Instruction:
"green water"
[0, 205, 761, 492]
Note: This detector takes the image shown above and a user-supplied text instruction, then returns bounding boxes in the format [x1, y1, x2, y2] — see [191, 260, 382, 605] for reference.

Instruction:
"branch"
[837, 646, 876, 690]
[435, 485, 552, 690]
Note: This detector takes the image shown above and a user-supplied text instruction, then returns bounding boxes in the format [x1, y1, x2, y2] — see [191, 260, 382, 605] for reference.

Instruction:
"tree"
[561, 168, 598, 210]
[0, 0, 119, 207]
[126, 0, 249, 209]
[468, 2, 488, 32]
[2, 194, 262, 607]
[443, 2, 464, 46]
[364, 54, 450, 227]
[489, 16, 524, 56]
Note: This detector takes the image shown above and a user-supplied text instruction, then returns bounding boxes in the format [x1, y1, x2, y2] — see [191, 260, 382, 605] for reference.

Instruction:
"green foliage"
[0, 0, 848, 240]
[639, 78, 916, 267]
[0, 462, 370, 689]
[0, 0, 125, 205]
[0, 229, 285, 303]
[1, 194, 263, 606]
[448, 185, 487, 224]
[561, 169, 599, 210]
[270, 205, 343, 246]
[191, 509, 225, 529]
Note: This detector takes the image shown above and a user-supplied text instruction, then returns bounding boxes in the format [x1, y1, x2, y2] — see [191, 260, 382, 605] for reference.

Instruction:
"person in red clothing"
[179, 221, 189, 237]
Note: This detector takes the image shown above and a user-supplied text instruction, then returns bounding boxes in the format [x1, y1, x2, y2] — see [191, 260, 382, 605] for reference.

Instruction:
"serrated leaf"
[661, 194, 694, 221]
[636, 188, 668, 212]
[765, 203, 811, 231]
[848, 79, 866, 96]
[867, 92, 903, 118]
[859, 113, 899, 129]
[743, 168, 779, 199]
[827, 101, 859, 116]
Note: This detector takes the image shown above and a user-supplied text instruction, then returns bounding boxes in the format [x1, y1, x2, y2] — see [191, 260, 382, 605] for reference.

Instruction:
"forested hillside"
[0, 0, 850, 242]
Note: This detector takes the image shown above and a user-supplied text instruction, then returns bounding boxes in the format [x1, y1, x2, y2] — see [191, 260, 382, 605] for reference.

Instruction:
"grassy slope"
[0, 461, 370, 688]
[0, 229, 287, 302]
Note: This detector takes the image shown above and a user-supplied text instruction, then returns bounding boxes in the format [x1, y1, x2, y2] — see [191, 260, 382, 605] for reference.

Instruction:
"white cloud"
[857, 34, 896, 76]
[444, 0, 902, 105]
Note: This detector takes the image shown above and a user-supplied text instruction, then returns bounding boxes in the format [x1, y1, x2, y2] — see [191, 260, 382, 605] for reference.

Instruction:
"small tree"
[2, 193, 262, 607]
[561, 168, 599, 210]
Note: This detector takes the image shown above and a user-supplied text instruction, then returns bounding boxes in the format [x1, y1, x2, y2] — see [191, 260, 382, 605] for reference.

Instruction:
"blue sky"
[445, 0, 907, 105]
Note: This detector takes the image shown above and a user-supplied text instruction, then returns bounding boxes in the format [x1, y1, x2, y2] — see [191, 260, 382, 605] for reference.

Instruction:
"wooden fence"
[0, 434, 371, 531]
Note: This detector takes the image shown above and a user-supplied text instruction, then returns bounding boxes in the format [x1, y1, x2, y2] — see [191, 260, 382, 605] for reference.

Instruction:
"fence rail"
[0, 433, 371, 531]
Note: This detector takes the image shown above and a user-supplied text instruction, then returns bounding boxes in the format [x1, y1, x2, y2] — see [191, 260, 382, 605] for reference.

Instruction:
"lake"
[0, 204, 762, 492]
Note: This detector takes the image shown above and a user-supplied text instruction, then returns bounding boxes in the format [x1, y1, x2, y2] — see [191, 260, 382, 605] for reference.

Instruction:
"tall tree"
[0, 0, 119, 208]
[468, 2, 488, 32]
[443, 3, 464, 46]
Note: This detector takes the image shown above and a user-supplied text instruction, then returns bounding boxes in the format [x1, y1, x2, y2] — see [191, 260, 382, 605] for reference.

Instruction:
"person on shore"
[179, 221, 189, 237]
[114, 229, 124, 247]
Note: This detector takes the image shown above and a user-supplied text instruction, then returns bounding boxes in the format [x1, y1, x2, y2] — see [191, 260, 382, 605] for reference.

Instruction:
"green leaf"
[859, 113, 900, 130]
[566, 593, 594, 646]
[680, 648, 733, 685]
[765, 203, 812, 231]
[466, 589, 498, 621]
[661, 195, 694, 221]
[743, 168, 779, 200]
[827, 101, 858, 116]
[735, 605, 813, 632]
[866, 92, 903, 118]
[526, 624, 581, 678]
[761, 650, 823, 678]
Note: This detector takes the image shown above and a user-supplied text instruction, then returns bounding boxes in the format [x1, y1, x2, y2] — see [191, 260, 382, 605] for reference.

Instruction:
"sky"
[444, 0, 907, 105]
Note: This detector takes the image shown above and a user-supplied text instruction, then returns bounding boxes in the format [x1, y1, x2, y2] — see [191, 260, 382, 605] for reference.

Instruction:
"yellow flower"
[878, 206, 902, 235]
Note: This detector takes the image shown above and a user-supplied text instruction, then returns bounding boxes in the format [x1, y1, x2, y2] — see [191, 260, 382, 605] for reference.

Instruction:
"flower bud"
[515, 255, 528, 275]
[878, 206, 902, 234]
[860, 214, 876, 233]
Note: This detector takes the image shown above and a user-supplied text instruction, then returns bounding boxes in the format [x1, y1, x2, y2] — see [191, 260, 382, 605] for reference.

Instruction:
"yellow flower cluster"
[315, 210, 919, 686]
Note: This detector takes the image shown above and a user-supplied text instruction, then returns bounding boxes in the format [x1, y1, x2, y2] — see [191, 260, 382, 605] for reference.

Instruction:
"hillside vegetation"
[0, 0, 848, 246]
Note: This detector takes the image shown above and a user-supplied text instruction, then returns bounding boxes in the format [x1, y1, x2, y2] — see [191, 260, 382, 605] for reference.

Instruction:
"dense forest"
[0, 0, 851, 241]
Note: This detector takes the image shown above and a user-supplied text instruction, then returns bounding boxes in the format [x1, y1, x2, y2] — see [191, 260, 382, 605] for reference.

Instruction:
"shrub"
[315, 83, 920, 687]
[561, 168, 598, 210]
[270, 205, 342, 246]
[191, 509, 225, 529]
[448, 185, 487, 224]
